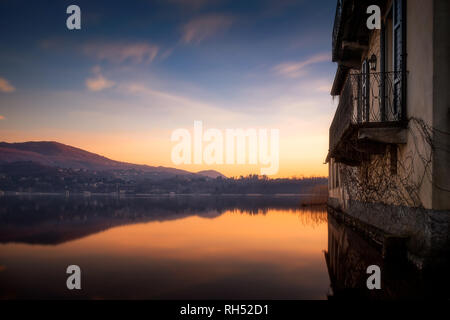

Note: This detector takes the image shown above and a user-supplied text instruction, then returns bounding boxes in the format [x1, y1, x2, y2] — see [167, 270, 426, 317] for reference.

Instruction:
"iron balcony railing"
[329, 71, 405, 155]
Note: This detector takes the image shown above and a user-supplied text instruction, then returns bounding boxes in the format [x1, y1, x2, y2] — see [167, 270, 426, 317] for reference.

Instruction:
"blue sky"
[0, 0, 338, 177]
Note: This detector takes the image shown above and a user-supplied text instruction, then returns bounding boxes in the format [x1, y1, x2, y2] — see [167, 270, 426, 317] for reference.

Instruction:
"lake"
[0, 196, 330, 299]
[1, 195, 445, 300]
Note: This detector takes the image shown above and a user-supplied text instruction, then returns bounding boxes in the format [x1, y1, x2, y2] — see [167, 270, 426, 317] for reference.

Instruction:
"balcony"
[327, 71, 407, 165]
[332, 0, 386, 67]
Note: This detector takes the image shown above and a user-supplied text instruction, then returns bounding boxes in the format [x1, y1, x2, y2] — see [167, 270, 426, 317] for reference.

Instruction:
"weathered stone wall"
[328, 197, 450, 269]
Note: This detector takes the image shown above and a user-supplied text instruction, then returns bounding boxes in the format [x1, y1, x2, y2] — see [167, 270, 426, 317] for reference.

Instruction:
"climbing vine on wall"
[339, 117, 450, 209]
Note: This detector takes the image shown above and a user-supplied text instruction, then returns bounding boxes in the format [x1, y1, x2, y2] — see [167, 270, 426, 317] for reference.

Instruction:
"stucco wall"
[327, 0, 450, 272]
[432, 0, 450, 210]
[329, 0, 449, 211]
[399, 0, 434, 209]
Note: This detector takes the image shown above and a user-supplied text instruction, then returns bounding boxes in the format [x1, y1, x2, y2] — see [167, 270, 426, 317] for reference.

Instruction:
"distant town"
[0, 142, 327, 196]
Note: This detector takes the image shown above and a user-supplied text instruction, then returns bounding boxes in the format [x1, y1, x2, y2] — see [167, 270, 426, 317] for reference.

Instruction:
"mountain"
[0, 141, 327, 195]
[197, 170, 227, 179]
[0, 141, 216, 178]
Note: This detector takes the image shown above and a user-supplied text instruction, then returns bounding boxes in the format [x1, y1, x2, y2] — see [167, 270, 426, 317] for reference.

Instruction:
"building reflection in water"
[325, 209, 450, 300]
[0, 195, 330, 300]
[1, 195, 448, 300]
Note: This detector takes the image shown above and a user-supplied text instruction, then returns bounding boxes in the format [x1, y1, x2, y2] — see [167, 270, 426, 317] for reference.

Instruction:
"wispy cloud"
[273, 53, 331, 78]
[85, 67, 115, 92]
[182, 14, 233, 44]
[117, 82, 243, 125]
[315, 84, 332, 93]
[121, 83, 214, 111]
[160, 48, 174, 60]
[83, 42, 159, 64]
[0, 77, 15, 93]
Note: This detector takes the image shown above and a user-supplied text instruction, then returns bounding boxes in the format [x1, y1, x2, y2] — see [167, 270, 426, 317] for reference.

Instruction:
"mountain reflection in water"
[0, 196, 329, 299]
[1, 196, 446, 300]
[0, 196, 326, 245]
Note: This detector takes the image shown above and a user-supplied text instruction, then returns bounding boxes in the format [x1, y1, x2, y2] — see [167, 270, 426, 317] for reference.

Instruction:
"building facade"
[327, 0, 450, 268]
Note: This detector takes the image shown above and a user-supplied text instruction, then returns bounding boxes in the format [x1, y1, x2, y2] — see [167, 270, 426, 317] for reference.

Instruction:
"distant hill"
[0, 141, 206, 177]
[0, 141, 327, 195]
[197, 170, 227, 179]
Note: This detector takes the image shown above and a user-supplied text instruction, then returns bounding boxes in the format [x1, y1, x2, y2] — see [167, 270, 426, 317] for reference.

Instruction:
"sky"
[0, 0, 338, 178]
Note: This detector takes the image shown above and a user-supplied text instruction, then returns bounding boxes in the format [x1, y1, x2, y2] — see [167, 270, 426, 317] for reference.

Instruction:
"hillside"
[0, 141, 196, 176]
[0, 141, 327, 195]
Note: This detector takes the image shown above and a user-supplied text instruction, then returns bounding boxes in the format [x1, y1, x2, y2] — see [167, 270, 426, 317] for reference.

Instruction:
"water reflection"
[0, 196, 325, 245]
[325, 211, 450, 300]
[2, 196, 444, 300]
[0, 196, 329, 299]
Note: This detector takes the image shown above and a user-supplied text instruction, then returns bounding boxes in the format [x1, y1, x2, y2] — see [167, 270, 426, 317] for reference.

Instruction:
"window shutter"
[393, 0, 404, 120]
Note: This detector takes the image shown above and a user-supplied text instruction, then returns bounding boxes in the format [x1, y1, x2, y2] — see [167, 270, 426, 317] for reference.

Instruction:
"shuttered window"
[393, 0, 404, 119]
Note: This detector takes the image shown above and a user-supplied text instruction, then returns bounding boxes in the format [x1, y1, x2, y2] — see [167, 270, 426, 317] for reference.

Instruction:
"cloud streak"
[121, 83, 217, 112]
[86, 67, 115, 92]
[86, 75, 115, 91]
[83, 42, 160, 64]
[0, 77, 15, 93]
[117, 82, 245, 126]
[273, 53, 331, 78]
[182, 14, 233, 44]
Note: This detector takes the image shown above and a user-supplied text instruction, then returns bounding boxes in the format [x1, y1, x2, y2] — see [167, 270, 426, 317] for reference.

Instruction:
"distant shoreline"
[0, 192, 318, 197]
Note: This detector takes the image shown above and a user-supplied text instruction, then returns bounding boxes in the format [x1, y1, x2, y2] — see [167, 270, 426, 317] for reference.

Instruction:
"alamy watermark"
[66, 5, 81, 30]
[65, 5, 380, 31]
[366, 265, 381, 290]
[171, 121, 280, 176]
[66, 265, 81, 290]
[367, 5, 381, 30]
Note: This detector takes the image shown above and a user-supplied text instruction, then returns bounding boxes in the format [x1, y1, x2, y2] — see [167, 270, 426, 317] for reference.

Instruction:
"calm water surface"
[0, 196, 329, 299]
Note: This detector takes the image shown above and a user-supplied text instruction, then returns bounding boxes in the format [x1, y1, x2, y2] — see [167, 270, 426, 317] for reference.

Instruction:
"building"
[326, 0, 450, 269]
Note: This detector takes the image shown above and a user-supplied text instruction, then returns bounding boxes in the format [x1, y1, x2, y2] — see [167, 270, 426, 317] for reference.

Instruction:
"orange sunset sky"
[0, 0, 338, 178]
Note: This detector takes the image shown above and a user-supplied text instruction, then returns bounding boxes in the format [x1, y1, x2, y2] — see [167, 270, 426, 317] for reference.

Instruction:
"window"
[389, 145, 398, 175]
[393, 0, 404, 120]
[331, 161, 340, 189]
[329, 159, 341, 189]
[383, 0, 405, 121]
[335, 163, 340, 188]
